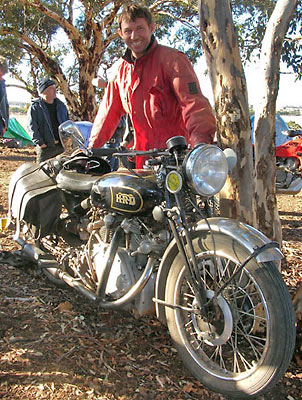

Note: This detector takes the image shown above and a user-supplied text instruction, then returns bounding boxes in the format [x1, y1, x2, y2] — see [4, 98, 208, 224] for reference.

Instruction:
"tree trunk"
[253, 0, 297, 243]
[198, 0, 254, 224]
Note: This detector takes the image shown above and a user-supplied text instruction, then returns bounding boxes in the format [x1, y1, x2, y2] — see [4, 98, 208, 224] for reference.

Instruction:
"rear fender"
[155, 217, 283, 324]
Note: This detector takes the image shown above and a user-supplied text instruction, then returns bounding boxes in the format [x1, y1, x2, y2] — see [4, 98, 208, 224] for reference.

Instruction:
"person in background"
[89, 3, 216, 168]
[27, 77, 69, 163]
[0, 56, 9, 137]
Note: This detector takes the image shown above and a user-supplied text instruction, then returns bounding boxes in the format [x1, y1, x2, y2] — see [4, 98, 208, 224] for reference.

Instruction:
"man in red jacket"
[89, 3, 216, 168]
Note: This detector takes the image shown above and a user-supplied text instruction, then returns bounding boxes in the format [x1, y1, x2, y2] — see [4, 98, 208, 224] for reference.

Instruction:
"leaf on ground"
[58, 301, 73, 312]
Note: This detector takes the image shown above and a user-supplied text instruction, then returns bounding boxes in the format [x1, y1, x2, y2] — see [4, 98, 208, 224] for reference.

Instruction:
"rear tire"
[165, 233, 295, 398]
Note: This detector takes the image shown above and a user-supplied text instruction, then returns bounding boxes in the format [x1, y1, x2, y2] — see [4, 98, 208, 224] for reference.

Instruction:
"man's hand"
[120, 140, 129, 148]
[92, 76, 107, 88]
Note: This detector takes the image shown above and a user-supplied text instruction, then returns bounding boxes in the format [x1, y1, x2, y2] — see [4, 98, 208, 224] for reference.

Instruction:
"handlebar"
[91, 147, 168, 158]
[90, 148, 119, 157]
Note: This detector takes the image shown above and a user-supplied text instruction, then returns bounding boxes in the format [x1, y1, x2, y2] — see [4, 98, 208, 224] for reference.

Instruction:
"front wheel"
[165, 233, 295, 398]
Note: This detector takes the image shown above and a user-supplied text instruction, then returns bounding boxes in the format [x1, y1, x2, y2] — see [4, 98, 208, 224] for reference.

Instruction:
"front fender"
[155, 217, 283, 324]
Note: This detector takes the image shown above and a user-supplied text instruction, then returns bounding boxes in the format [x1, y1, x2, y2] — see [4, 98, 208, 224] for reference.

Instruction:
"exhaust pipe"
[16, 237, 97, 302]
[15, 237, 155, 309]
[276, 177, 302, 195]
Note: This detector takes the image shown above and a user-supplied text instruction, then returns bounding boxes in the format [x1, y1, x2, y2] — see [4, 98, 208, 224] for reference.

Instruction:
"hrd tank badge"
[110, 186, 143, 213]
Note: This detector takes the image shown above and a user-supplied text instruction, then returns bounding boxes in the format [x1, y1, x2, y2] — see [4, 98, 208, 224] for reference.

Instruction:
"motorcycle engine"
[88, 214, 168, 317]
[91, 241, 138, 300]
[50, 206, 169, 317]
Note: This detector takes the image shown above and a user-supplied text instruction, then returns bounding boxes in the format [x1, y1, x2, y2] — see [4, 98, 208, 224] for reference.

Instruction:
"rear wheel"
[165, 233, 295, 398]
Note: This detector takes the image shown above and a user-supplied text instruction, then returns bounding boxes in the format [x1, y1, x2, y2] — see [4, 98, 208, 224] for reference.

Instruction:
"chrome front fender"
[154, 217, 283, 324]
[196, 217, 283, 263]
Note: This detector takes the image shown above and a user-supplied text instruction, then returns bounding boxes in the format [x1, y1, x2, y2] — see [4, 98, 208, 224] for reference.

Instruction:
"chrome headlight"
[184, 144, 228, 196]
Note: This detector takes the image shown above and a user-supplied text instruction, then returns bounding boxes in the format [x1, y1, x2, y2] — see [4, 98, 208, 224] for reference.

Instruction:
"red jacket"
[89, 38, 216, 168]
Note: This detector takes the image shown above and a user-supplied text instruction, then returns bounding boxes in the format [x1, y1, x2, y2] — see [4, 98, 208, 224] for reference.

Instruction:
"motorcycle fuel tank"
[91, 171, 163, 215]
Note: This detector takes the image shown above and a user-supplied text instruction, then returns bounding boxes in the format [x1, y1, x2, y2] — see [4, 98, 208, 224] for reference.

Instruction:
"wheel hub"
[191, 290, 233, 346]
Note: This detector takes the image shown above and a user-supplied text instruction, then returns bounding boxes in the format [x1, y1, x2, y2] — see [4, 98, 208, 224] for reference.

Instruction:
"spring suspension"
[177, 190, 200, 225]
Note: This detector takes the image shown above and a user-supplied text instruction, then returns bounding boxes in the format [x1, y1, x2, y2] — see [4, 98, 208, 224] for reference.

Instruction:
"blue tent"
[250, 114, 289, 146]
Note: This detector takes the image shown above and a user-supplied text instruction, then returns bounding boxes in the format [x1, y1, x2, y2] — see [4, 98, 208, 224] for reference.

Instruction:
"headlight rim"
[183, 144, 228, 197]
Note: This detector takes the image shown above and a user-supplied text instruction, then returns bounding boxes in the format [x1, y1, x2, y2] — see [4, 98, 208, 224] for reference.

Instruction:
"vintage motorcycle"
[276, 129, 302, 194]
[8, 121, 295, 398]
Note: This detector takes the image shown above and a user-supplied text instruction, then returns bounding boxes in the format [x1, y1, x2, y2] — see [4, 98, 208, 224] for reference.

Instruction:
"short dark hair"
[0, 56, 8, 74]
[118, 3, 153, 28]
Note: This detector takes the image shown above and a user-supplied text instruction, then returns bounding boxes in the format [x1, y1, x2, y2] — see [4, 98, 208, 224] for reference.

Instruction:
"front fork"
[166, 194, 209, 315]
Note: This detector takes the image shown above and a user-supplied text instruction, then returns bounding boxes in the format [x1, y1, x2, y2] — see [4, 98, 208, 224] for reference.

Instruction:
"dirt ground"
[0, 143, 301, 400]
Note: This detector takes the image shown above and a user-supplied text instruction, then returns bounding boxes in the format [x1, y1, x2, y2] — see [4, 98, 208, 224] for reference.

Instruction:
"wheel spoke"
[217, 257, 232, 283]
[236, 349, 254, 371]
[237, 308, 266, 321]
[236, 324, 266, 359]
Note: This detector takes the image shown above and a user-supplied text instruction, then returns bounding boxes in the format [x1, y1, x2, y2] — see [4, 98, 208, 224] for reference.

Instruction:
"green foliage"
[9, 105, 28, 113]
[278, 107, 302, 115]
[281, 4, 302, 78]
[0, 0, 59, 41]
[148, 0, 202, 63]
[0, 0, 64, 93]
[232, 0, 302, 78]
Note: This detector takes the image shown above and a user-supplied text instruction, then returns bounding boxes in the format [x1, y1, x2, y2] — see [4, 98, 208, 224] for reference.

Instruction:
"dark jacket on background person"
[0, 78, 9, 134]
[27, 97, 69, 147]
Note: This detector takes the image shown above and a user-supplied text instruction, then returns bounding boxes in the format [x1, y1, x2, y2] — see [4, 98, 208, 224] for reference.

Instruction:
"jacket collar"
[123, 35, 157, 63]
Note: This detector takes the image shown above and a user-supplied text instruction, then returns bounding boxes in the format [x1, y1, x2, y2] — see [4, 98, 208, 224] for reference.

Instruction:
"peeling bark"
[199, 0, 254, 224]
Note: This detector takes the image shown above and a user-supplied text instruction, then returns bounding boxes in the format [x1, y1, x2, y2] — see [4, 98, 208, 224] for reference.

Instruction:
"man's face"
[118, 17, 155, 59]
[41, 84, 57, 103]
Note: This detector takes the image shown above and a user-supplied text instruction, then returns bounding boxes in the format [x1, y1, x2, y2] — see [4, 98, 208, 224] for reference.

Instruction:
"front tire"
[165, 233, 295, 398]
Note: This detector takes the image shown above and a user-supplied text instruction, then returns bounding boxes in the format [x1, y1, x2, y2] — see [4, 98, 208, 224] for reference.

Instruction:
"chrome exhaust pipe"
[277, 177, 302, 195]
[16, 237, 97, 302]
[15, 237, 155, 309]
[98, 257, 156, 310]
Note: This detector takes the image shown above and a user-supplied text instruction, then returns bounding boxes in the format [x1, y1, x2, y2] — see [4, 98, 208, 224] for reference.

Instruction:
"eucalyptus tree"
[253, 0, 298, 242]
[230, 0, 300, 241]
[0, 2, 61, 98]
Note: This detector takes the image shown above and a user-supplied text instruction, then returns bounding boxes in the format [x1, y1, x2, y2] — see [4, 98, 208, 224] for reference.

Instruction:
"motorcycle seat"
[56, 170, 101, 192]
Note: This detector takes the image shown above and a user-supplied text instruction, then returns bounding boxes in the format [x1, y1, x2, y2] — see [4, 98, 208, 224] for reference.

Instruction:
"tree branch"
[18, 0, 88, 58]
